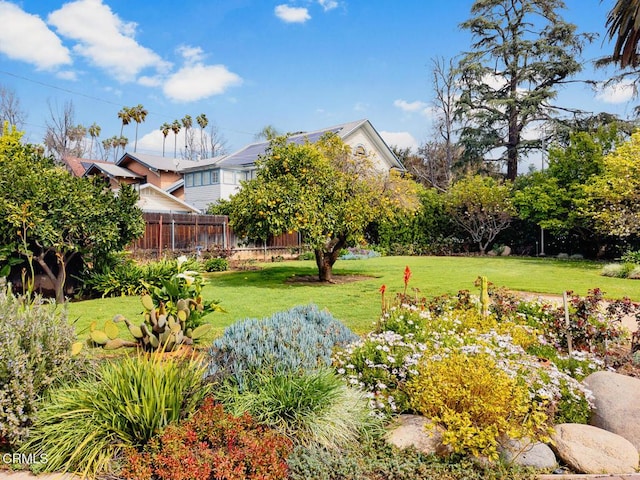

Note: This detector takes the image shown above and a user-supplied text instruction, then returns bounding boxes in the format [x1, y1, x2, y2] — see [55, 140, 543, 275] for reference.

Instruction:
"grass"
[67, 256, 640, 339]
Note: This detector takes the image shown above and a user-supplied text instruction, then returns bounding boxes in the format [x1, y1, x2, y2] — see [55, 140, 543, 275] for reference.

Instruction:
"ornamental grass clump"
[22, 353, 210, 478]
[216, 368, 379, 450]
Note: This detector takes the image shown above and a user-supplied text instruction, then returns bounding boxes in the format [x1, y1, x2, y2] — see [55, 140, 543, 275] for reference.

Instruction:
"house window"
[185, 173, 194, 187]
[211, 169, 220, 184]
[193, 172, 202, 186]
[354, 145, 366, 157]
[223, 170, 235, 184]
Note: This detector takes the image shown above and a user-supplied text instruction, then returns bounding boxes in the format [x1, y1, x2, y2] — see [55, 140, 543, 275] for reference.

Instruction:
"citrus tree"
[227, 133, 419, 281]
[0, 124, 144, 302]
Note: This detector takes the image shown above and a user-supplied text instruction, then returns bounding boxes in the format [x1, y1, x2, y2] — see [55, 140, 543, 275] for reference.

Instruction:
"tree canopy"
[456, 0, 591, 180]
[227, 133, 419, 281]
[0, 124, 144, 302]
[444, 175, 515, 254]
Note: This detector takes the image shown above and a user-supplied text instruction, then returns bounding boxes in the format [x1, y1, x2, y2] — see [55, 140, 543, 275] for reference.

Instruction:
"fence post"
[171, 219, 175, 251]
[158, 215, 163, 258]
[223, 221, 227, 249]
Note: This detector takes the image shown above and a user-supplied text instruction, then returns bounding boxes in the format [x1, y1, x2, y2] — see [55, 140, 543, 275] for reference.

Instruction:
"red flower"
[379, 284, 386, 295]
[403, 266, 412, 286]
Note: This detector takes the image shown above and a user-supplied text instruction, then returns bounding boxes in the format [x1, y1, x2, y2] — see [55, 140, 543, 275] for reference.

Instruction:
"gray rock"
[583, 370, 640, 450]
[551, 423, 638, 474]
[557, 253, 569, 259]
[385, 414, 451, 456]
[500, 437, 557, 469]
[500, 245, 512, 256]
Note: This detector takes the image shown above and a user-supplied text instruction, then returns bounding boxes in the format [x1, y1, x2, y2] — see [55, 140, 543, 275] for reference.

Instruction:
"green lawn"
[67, 256, 639, 342]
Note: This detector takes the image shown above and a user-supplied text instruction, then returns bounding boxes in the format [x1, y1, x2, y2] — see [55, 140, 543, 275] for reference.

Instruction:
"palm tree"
[171, 120, 181, 158]
[88, 122, 101, 158]
[182, 115, 193, 159]
[196, 113, 208, 158]
[160, 122, 171, 157]
[116, 106, 132, 159]
[131, 104, 148, 152]
[606, 0, 640, 68]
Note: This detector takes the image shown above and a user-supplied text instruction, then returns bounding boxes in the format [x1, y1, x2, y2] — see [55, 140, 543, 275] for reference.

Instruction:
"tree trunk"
[34, 249, 75, 303]
[314, 236, 347, 282]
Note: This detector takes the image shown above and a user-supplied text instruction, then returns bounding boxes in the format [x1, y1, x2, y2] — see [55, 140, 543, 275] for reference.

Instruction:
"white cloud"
[177, 45, 205, 65]
[138, 75, 163, 87]
[380, 131, 418, 151]
[393, 99, 433, 117]
[275, 5, 311, 23]
[596, 80, 635, 104]
[318, 0, 339, 11]
[47, 0, 170, 82]
[136, 129, 166, 155]
[56, 70, 78, 81]
[0, 1, 71, 70]
[163, 64, 242, 102]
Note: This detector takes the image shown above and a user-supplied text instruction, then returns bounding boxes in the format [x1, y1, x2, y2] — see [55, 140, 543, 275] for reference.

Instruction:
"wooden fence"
[130, 213, 303, 257]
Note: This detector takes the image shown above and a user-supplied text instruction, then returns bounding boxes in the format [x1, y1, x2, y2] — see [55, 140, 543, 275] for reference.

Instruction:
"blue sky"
[0, 0, 635, 160]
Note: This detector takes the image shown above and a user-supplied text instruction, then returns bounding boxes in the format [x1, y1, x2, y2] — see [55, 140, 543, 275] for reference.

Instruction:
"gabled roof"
[117, 152, 200, 172]
[135, 183, 201, 214]
[165, 178, 184, 194]
[84, 162, 143, 179]
[180, 119, 403, 172]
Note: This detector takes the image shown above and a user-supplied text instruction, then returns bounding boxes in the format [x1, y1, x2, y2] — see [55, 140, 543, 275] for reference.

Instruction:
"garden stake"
[563, 291, 573, 354]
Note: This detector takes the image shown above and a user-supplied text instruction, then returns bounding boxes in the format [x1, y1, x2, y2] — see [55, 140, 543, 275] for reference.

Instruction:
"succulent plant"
[89, 291, 214, 352]
[88, 319, 137, 350]
[111, 294, 213, 352]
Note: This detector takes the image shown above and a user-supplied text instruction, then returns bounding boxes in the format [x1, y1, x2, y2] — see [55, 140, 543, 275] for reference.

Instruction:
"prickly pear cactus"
[112, 294, 213, 352]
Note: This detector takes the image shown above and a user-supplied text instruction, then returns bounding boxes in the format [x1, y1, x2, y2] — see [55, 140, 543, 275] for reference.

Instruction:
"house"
[181, 119, 404, 212]
[64, 153, 202, 214]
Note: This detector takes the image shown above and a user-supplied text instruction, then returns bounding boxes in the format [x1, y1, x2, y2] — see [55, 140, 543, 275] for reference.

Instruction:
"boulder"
[499, 437, 557, 469]
[385, 414, 450, 456]
[551, 423, 638, 474]
[500, 245, 512, 256]
[583, 370, 640, 450]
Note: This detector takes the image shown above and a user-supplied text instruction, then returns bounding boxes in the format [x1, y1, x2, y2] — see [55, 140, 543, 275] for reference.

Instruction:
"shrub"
[84, 256, 204, 298]
[142, 255, 221, 329]
[22, 353, 210, 477]
[0, 288, 80, 447]
[287, 435, 538, 480]
[629, 266, 640, 279]
[538, 289, 630, 352]
[407, 352, 551, 460]
[83, 257, 144, 297]
[298, 250, 315, 260]
[216, 368, 379, 450]
[121, 397, 292, 480]
[203, 257, 228, 272]
[621, 249, 640, 264]
[339, 247, 381, 260]
[207, 304, 358, 387]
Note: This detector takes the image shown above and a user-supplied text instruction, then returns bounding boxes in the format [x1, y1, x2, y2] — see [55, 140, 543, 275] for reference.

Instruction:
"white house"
[181, 119, 404, 211]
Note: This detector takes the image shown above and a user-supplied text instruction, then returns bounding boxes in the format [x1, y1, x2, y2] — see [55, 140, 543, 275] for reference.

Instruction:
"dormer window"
[354, 145, 366, 157]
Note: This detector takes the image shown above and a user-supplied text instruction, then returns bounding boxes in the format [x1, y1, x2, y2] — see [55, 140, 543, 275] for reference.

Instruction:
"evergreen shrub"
[0, 288, 79, 447]
[207, 304, 358, 387]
